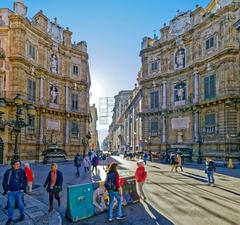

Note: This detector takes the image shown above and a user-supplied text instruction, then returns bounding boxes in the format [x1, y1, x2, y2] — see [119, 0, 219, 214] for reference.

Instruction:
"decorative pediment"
[47, 18, 64, 43]
[169, 11, 192, 37]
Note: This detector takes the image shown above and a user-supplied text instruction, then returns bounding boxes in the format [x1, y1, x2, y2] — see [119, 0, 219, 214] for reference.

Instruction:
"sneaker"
[5, 219, 13, 225]
[116, 216, 126, 220]
[19, 214, 25, 221]
[211, 184, 215, 187]
[48, 207, 53, 213]
[108, 218, 113, 222]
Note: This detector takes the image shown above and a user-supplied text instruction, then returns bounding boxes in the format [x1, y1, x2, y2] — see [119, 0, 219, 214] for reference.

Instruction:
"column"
[65, 119, 69, 144]
[194, 111, 199, 143]
[39, 112, 44, 144]
[39, 76, 44, 105]
[193, 69, 199, 103]
[162, 81, 167, 109]
[162, 114, 166, 144]
[65, 83, 70, 111]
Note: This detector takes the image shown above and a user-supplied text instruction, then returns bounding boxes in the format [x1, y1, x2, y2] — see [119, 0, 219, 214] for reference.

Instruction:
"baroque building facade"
[138, 0, 240, 160]
[89, 104, 99, 151]
[0, 1, 91, 163]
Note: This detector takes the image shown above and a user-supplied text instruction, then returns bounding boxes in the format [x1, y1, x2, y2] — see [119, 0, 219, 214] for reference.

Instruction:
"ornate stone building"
[0, 0, 91, 163]
[89, 104, 99, 151]
[137, 0, 240, 160]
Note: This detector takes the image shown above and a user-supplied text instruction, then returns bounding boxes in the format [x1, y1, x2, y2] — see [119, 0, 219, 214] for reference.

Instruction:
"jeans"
[108, 191, 122, 219]
[207, 171, 214, 184]
[136, 182, 146, 199]
[8, 191, 24, 220]
[76, 166, 80, 176]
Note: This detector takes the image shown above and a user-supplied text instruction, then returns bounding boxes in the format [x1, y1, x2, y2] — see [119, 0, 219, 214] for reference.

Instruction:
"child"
[24, 163, 34, 195]
[135, 160, 147, 200]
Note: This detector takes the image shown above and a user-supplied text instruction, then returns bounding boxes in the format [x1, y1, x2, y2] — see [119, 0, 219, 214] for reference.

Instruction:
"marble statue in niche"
[174, 81, 186, 102]
[177, 130, 184, 144]
[50, 85, 58, 104]
[50, 53, 58, 74]
[175, 48, 186, 69]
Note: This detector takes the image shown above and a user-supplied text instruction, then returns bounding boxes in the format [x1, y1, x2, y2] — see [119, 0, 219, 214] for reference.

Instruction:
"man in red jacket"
[135, 160, 147, 201]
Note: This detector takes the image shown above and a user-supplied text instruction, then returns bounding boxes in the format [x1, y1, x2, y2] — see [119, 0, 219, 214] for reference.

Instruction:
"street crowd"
[1, 150, 216, 225]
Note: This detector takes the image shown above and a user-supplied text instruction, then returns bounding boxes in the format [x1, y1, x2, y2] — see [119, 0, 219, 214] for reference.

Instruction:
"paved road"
[114, 156, 240, 225]
[1, 157, 240, 225]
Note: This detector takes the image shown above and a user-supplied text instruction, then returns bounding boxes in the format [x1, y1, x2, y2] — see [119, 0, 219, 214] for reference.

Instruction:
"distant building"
[108, 90, 132, 152]
[0, 1, 91, 163]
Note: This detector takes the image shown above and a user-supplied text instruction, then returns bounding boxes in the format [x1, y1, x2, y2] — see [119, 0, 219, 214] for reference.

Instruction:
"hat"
[137, 160, 144, 164]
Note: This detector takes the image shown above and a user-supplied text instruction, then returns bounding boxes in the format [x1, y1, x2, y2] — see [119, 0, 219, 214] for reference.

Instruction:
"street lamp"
[0, 94, 36, 161]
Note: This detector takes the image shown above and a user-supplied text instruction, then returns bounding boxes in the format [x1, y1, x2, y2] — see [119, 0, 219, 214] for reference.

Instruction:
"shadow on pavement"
[62, 201, 174, 225]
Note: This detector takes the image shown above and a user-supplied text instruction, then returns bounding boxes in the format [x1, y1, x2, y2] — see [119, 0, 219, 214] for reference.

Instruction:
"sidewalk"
[0, 194, 62, 225]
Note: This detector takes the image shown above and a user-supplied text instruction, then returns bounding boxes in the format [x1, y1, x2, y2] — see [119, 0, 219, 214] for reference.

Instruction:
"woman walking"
[104, 162, 125, 222]
[176, 154, 183, 172]
[44, 163, 63, 212]
[83, 155, 91, 173]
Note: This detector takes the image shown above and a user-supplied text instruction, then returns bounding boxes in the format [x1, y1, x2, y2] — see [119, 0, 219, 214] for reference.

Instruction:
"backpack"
[104, 172, 116, 191]
[92, 156, 99, 166]
[75, 156, 81, 166]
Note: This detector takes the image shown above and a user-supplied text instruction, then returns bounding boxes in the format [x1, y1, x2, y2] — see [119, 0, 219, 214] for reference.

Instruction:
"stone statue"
[50, 86, 58, 104]
[177, 130, 184, 144]
[177, 85, 184, 101]
[51, 132, 57, 145]
[175, 49, 185, 69]
[50, 54, 58, 74]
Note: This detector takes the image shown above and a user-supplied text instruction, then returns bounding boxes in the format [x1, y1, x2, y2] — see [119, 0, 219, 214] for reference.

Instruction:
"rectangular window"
[28, 79, 36, 102]
[206, 36, 214, 50]
[71, 121, 79, 137]
[72, 65, 79, 76]
[71, 93, 79, 111]
[150, 91, 159, 110]
[28, 43, 36, 60]
[204, 74, 216, 100]
[150, 121, 158, 136]
[28, 115, 35, 129]
[151, 62, 158, 72]
[205, 113, 216, 134]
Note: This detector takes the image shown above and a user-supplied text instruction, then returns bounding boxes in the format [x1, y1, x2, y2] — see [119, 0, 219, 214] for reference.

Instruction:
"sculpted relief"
[175, 48, 186, 70]
[169, 11, 191, 37]
[47, 19, 64, 43]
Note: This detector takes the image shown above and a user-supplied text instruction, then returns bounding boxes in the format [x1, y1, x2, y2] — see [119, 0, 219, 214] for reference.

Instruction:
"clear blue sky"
[2, 0, 210, 130]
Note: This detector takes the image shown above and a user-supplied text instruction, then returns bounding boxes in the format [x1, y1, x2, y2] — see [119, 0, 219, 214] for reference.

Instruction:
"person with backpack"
[135, 160, 147, 201]
[74, 153, 82, 177]
[91, 153, 99, 175]
[104, 162, 125, 222]
[205, 157, 216, 186]
[2, 160, 27, 225]
[143, 152, 148, 165]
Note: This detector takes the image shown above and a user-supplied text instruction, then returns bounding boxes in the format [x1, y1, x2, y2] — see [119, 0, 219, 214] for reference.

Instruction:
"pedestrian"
[24, 162, 34, 195]
[176, 154, 183, 172]
[83, 155, 91, 173]
[104, 162, 126, 222]
[74, 152, 82, 177]
[170, 153, 178, 172]
[143, 152, 148, 165]
[205, 157, 216, 186]
[43, 163, 63, 212]
[135, 160, 147, 201]
[91, 153, 99, 175]
[2, 160, 27, 225]
[148, 150, 152, 162]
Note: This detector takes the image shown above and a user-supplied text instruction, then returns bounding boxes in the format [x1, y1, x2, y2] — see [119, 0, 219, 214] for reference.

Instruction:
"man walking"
[74, 153, 82, 177]
[2, 160, 27, 225]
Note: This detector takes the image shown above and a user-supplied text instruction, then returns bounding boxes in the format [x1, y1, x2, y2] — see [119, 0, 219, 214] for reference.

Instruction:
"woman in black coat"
[44, 163, 63, 212]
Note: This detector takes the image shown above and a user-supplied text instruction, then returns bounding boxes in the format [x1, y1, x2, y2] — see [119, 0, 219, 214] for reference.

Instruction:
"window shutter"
[33, 81, 36, 102]
[28, 80, 32, 101]
[155, 91, 159, 108]
[76, 94, 79, 110]
[210, 75, 216, 98]
[204, 77, 209, 99]
[151, 92, 154, 109]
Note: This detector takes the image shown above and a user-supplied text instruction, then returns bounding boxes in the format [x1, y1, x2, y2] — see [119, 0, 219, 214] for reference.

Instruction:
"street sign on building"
[99, 97, 114, 125]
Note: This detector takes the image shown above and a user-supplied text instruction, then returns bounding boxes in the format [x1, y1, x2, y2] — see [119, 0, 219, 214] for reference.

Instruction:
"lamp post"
[0, 94, 36, 161]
